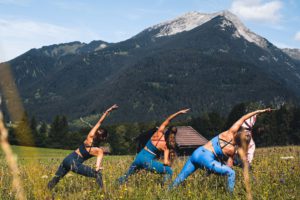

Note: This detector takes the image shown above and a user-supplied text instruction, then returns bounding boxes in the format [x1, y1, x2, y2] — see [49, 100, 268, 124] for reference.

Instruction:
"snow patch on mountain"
[149, 10, 267, 48]
[220, 19, 233, 31]
[259, 56, 268, 62]
[95, 43, 107, 51]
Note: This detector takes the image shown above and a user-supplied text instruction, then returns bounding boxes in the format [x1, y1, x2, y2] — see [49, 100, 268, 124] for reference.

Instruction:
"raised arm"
[87, 104, 118, 138]
[156, 108, 190, 137]
[229, 108, 271, 135]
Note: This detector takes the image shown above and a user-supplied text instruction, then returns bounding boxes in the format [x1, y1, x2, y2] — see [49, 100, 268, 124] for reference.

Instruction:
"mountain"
[145, 11, 267, 48]
[1, 11, 300, 123]
[282, 48, 300, 61]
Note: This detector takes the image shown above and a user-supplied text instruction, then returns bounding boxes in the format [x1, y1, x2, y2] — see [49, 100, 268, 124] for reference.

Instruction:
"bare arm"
[163, 148, 170, 166]
[227, 156, 234, 168]
[95, 149, 104, 171]
[87, 104, 118, 138]
[156, 108, 190, 137]
[229, 108, 271, 134]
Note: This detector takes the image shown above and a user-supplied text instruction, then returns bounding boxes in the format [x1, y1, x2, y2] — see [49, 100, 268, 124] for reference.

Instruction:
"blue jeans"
[170, 146, 235, 192]
[118, 149, 173, 184]
[47, 151, 103, 190]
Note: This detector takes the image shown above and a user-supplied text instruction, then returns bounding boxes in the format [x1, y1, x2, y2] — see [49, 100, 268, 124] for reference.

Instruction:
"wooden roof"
[175, 126, 208, 148]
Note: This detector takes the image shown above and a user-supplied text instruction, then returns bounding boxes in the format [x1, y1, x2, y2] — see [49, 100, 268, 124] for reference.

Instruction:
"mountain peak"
[215, 11, 267, 48]
[147, 10, 267, 48]
[148, 11, 213, 37]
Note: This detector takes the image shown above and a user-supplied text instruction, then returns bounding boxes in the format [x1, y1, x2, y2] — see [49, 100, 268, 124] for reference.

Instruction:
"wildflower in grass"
[279, 178, 285, 184]
[65, 173, 73, 177]
[41, 175, 48, 179]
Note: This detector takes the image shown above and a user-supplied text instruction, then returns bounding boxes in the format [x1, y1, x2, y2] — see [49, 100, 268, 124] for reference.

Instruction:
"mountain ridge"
[1, 10, 300, 123]
[282, 48, 300, 61]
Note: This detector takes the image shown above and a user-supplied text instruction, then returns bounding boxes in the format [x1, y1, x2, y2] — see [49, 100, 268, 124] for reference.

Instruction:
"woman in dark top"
[47, 104, 118, 190]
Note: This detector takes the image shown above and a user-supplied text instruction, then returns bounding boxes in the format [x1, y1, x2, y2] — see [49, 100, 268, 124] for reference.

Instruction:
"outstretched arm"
[87, 104, 118, 138]
[229, 108, 272, 135]
[156, 108, 190, 137]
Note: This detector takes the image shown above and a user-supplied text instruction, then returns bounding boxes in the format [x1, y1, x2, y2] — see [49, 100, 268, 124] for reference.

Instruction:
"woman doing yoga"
[47, 104, 118, 190]
[118, 109, 190, 185]
[170, 108, 272, 192]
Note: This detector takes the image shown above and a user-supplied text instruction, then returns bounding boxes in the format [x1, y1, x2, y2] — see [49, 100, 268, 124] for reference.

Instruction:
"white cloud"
[294, 31, 300, 41]
[0, 18, 101, 62]
[230, 0, 282, 23]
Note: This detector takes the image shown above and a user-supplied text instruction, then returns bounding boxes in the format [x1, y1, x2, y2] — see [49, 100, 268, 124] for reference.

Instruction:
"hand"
[259, 108, 273, 113]
[164, 161, 171, 166]
[106, 104, 118, 113]
[96, 166, 104, 171]
[178, 108, 190, 114]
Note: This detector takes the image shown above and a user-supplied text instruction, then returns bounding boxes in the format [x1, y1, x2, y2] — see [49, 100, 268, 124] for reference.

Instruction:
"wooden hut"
[175, 126, 208, 155]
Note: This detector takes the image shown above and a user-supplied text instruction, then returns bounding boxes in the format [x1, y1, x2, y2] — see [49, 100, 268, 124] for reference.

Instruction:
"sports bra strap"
[84, 136, 100, 153]
[79, 143, 93, 159]
[84, 144, 93, 153]
[153, 130, 166, 147]
[219, 138, 235, 149]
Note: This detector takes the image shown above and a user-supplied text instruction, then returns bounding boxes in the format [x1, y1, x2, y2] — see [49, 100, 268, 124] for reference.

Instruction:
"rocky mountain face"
[1, 11, 300, 123]
[282, 48, 300, 61]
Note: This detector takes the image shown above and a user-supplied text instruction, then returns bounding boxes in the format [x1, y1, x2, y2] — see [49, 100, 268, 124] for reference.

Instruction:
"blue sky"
[0, 0, 299, 62]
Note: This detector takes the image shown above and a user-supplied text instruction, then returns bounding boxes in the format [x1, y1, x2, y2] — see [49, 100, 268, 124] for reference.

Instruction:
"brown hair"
[165, 126, 178, 165]
[235, 127, 251, 149]
[165, 126, 177, 149]
[92, 128, 108, 147]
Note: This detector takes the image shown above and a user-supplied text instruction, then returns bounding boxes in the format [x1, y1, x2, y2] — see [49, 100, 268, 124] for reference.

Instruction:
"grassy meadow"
[0, 145, 299, 200]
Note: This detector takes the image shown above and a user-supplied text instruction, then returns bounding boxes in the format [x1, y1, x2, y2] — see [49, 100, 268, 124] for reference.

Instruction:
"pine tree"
[291, 108, 300, 144]
[37, 122, 48, 147]
[30, 116, 38, 144]
[49, 115, 69, 148]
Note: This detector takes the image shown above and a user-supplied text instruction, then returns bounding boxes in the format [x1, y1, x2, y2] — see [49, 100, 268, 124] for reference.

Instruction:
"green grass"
[0, 145, 299, 199]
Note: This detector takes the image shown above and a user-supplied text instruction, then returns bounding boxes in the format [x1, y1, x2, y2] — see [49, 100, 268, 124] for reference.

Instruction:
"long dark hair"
[165, 126, 177, 149]
[165, 126, 178, 165]
[92, 128, 108, 147]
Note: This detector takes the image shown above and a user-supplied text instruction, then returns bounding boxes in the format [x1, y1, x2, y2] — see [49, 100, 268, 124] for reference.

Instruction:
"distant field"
[0, 145, 299, 199]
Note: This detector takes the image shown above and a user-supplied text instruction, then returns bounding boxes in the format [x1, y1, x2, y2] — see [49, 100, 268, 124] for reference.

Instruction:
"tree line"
[6, 102, 300, 154]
